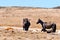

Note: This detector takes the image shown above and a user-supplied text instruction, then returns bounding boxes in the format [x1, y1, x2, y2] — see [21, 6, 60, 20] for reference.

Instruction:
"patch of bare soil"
[0, 27, 60, 40]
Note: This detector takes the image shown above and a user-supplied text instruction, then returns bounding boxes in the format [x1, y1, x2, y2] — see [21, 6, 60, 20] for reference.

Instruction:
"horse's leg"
[52, 24, 56, 32]
[41, 26, 47, 32]
[23, 25, 25, 30]
[24, 26, 29, 31]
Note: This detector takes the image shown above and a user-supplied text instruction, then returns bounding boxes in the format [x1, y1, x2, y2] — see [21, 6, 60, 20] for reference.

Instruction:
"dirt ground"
[0, 27, 60, 40]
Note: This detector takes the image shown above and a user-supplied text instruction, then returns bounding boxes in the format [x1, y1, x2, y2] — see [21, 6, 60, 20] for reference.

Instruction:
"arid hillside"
[0, 7, 60, 29]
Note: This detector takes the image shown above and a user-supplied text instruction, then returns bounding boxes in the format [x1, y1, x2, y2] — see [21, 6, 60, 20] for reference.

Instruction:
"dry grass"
[0, 28, 60, 40]
[0, 7, 60, 29]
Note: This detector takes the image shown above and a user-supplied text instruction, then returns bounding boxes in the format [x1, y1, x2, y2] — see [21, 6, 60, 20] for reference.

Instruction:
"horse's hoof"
[47, 31, 51, 33]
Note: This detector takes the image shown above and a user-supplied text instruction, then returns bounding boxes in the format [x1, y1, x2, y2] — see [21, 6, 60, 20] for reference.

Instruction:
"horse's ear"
[38, 19, 40, 20]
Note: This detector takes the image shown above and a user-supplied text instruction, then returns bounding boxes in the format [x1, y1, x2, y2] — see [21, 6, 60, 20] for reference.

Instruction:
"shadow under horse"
[36, 19, 56, 33]
[23, 18, 31, 31]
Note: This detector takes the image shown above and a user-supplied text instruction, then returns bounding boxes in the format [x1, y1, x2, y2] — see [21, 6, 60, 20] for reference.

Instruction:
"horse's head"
[23, 18, 30, 24]
[36, 19, 43, 24]
[23, 18, 28, 22]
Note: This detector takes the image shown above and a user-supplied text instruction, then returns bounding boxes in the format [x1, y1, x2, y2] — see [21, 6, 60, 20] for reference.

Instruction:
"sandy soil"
[0, 27, 60, 40]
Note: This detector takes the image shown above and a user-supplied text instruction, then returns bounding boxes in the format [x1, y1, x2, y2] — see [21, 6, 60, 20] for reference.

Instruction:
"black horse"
[23, 18, 30, 31]
[36, 19, 56, 33]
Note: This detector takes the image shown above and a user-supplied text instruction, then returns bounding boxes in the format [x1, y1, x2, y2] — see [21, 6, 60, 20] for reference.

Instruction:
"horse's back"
[44, 22, 54, 29]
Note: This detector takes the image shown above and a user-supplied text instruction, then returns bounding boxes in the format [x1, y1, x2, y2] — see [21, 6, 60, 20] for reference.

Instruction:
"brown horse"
[23, 18, 31, 31]
[36, 19, 56, 33]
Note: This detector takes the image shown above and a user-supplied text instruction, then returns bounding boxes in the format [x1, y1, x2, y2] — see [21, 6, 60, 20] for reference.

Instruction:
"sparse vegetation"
[0, 6, 60, 30]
